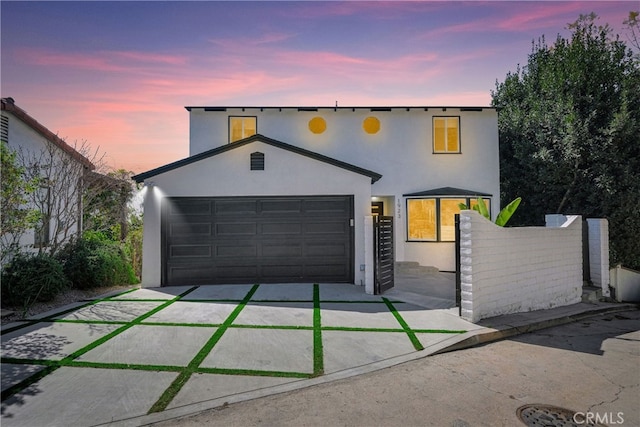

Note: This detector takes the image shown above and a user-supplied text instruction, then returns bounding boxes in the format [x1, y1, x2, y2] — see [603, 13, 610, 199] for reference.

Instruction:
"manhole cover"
[516, 404, 606, 427]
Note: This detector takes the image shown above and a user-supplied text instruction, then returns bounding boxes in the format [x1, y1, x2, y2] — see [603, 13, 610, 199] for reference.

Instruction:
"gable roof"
[1, 97, 95, 170]
[132, 134, 382, 184]
[403, 187, 492, 197]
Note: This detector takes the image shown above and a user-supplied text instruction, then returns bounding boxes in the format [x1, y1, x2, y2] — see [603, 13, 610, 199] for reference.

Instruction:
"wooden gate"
[374, 215, 394, 294]
[455, 214, 461, 315]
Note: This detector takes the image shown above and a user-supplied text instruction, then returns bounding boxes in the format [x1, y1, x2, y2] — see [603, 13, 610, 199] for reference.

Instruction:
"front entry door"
[373, 214, 394, 294]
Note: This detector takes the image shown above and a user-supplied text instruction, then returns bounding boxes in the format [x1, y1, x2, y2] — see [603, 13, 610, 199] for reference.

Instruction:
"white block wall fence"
[610, 265, 640, 302]
[587, 218, 610, 297]
[458, 211, 583, 323]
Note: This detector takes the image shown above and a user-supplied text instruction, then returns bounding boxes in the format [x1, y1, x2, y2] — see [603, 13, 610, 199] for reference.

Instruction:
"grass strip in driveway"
[1, 286, 198, 403]
[140, 321, 224, 328]
[196, 367, 310, 379]
[313, 284, 324, 377]
[322, 326, 407, 333]
[148, 284, 260, 414]
[180, 299, 244, 303]
[64, 360, 185, 372]
[230, 324, 314, 331]
[383, 297, 424, 351]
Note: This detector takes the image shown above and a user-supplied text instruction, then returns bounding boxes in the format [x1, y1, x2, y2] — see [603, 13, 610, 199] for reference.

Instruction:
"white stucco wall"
[140, 140, 373, 287]
[187, 107, 500, 271]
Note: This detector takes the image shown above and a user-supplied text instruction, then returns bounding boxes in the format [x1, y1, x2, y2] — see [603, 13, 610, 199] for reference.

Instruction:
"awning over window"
[403, 187, 492, 197]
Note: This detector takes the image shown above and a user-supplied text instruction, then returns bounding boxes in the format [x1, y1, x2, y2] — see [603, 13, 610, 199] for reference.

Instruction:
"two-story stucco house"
[133, 106, 499, 291]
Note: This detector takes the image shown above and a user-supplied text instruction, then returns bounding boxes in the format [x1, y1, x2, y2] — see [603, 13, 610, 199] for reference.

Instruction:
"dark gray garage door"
[162, 196, 354, 285]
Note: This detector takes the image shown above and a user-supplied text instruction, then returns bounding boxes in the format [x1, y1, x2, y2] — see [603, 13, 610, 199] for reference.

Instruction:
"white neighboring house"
[133, 106, 500, 290]
[1, 97, 95, 256]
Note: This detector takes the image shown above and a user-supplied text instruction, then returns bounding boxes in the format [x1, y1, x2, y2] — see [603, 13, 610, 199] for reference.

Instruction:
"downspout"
[120, 183, 128, 241]
[78, 168, 86, 235]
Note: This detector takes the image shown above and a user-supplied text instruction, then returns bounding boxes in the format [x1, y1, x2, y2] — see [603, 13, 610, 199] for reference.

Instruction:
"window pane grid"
[433, 117, 460, 153]
[229, 116, 257, 142]
[407, 197, 490, 242]
[407, 199, 436, 241]
[440, 199, 465, 241]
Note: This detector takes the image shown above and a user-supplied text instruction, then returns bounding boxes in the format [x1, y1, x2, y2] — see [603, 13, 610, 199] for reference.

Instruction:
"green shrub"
[1, 253, 69, 311]
[123, 221, 143, 281]
[57, 234, 138, 289]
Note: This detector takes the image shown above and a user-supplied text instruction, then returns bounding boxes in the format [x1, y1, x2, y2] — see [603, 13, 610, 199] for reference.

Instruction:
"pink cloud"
[254, 32, 297, 45]
[208, 31, 295, 49]
[282, 1, 441, 20]
[417, 1, 588, 39]
[496, 2, 586, 32]
[109, 51, 188, 65]
[16, 48, 124, 71]
[15, 47, 188, 72]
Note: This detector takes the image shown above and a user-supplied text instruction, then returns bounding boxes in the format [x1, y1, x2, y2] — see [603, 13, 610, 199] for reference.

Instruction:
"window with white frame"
[433, 116, 460, 153]
[407, 197, 490, 242]
[34, 185, 51, 247]
[229, 116, 257, 143]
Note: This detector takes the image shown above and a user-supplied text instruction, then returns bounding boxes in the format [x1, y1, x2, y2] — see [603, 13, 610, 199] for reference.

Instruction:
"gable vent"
[1, 115, 8, 143]
[250, 152, 265, 170]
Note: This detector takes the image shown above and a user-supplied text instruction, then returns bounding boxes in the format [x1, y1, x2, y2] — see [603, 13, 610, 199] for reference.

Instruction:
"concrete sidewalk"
[1, 282, 634, 427]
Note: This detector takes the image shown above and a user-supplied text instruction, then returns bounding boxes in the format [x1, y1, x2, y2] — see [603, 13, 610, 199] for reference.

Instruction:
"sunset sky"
[1, 1, 634, 173]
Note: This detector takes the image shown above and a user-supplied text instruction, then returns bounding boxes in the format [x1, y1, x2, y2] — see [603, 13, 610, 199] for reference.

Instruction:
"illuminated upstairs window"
[229, 116, 257, 142]
[433, 116, 460, 153]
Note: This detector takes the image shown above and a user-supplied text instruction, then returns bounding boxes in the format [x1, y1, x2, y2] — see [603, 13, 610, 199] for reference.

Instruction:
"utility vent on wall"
[1, 115, 8, 143]
[250, 152, 265, 170]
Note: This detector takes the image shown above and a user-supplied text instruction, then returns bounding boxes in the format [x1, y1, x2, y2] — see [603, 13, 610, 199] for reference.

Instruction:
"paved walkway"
[1, 280, 633, 427]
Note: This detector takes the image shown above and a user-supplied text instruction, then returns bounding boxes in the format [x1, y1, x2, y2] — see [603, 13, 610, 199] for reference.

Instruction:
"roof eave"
[185, 106, 496, 112]
[1, 98, 95, 170]
[403, 187, 493, 197]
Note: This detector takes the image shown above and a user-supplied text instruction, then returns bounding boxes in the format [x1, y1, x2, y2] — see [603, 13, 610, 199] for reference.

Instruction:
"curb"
[431, 302, 638, 355]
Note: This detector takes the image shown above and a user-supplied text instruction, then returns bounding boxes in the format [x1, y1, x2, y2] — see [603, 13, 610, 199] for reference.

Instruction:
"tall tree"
[492, 13, 640, 270]
[17, 139, 105, 256]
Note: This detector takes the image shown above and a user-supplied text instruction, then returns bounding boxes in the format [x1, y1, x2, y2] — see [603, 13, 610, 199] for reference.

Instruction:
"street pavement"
[152, 309, 640, 427]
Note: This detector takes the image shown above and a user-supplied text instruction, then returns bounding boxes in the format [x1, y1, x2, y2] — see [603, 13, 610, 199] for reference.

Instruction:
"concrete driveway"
[1, 282, 480, 427]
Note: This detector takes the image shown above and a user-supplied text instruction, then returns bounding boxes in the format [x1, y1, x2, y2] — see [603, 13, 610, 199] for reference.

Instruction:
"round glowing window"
[308, 117, 327, 134]
[363, 116, 380, 134]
